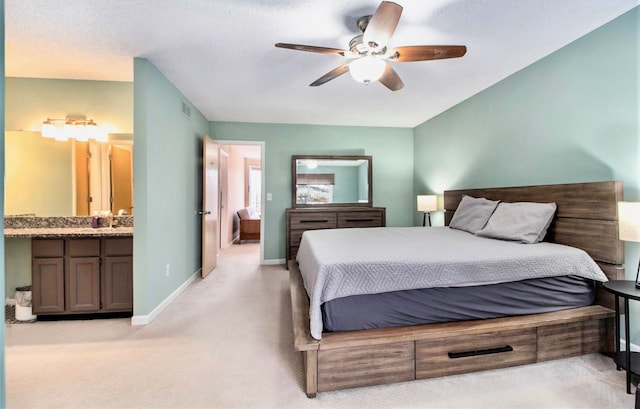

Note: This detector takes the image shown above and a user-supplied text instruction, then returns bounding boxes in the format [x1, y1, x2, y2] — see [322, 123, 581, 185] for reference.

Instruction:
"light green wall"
[209, 122, 414, 261]
[414, 7, 639, 337]
[4, 239, 30, 303]
[5, 77, 133, 133]
[133, 58, 209, 316]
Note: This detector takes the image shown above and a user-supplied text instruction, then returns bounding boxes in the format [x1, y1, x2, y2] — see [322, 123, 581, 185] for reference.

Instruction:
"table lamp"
[618, 201, 640, 288]
[417, 195, 438, 226]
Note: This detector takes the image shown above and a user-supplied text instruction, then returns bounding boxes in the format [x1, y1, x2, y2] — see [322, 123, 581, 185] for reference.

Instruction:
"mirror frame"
[291, 155, 373, 208]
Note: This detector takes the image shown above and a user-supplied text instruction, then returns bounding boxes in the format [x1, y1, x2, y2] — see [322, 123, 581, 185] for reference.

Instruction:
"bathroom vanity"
[5, 216, 133, 317]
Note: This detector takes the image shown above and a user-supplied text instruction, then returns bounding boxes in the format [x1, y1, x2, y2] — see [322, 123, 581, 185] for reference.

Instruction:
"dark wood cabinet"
[286, 207, 386, 263]
[32, 257, 65, 313]
[102, 238, 134, 311]
[32, 237, 133, 316]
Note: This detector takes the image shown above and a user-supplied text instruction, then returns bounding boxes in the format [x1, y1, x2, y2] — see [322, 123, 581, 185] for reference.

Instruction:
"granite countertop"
[5, 226, 133, 238]
[4, 215, 133, 238]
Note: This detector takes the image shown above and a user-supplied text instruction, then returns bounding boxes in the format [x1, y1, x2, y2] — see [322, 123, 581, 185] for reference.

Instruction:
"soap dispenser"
[91, 212, 100, 228]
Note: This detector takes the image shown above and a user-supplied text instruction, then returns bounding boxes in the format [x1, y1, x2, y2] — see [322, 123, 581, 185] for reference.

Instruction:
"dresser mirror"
[292, 155, 372, 208]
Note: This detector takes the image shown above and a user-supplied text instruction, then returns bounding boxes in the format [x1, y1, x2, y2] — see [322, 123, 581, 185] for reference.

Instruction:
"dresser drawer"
[415, 328, 537, 379]
[337, 211, 383, 228]
[289, 212, 337, 230]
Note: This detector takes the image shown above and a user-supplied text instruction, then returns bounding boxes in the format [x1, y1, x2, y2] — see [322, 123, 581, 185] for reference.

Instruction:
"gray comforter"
[296, 226, 608, 339]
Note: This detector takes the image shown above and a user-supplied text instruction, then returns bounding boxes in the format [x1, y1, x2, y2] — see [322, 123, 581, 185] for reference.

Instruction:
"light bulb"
[349, 57, 386, 84]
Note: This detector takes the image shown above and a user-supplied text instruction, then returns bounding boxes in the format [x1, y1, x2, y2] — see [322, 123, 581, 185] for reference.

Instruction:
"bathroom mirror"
[292, 155, 372, 208]
[5, 131, 133, 216]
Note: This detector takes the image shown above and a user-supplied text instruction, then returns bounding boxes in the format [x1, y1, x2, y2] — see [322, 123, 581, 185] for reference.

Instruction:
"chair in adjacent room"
[237, 207, 260, 244]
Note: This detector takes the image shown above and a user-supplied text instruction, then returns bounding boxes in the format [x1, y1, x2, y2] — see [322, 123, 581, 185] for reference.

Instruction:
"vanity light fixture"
[42, 116, 108, 142]
[417, 195, 438, 226]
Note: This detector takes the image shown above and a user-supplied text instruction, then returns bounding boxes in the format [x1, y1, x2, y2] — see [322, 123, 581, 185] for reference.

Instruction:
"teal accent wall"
[133, 58, 209, 316]
[209, 122, 414, 261]
[1, 0, 6, 404]
[414, 8, 639, 337]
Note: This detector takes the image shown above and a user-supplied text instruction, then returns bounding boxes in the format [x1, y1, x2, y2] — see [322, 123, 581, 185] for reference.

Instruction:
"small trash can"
[15, 285, 36, 321]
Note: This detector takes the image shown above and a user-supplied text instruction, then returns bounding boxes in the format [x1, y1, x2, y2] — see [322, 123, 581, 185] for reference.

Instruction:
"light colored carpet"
[5, 243, 635, 409]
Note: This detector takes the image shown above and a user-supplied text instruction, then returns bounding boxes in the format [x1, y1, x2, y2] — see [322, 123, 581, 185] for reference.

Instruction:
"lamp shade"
[417, 195, 438, 212]
[349, 56, 386, 84]
[618, 201, 640, 242]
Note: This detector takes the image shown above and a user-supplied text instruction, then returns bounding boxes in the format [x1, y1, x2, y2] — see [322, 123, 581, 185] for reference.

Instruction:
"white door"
[201, 135, 218, 278]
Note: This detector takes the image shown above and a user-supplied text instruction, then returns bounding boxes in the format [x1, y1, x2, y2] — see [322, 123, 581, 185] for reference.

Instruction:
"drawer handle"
[448, 345, 513, 359]
[345, 218, 374, 222]
[300, 220, 329, 223]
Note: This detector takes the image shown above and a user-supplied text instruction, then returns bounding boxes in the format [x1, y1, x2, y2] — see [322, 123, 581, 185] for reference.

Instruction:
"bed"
[288, 181, 624, 397]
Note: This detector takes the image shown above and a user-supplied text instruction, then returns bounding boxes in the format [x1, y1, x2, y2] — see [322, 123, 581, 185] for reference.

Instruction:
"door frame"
[218, 147, 230, 249]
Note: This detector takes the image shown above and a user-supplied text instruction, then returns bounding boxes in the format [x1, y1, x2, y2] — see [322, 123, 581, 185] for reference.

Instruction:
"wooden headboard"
[443, 181, 625, 308]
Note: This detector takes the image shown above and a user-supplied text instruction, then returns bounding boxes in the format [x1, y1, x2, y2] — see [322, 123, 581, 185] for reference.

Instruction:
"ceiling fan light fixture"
[349, 56, 386, 84]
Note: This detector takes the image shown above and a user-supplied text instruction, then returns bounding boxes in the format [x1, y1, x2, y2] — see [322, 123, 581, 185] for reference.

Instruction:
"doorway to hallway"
[216, 142, 263, 262]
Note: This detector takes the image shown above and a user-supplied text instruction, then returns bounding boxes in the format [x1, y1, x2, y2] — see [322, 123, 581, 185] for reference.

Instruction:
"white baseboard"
[131, 269, 200, 326]
[262, 258, 285, 266]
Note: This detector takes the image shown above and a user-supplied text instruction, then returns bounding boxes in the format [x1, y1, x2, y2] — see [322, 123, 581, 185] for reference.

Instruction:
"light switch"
[266, 193, 272, 201]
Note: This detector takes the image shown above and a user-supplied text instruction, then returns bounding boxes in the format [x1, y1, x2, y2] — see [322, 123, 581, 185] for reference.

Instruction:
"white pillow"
[476, 201, 557, 243]
[237, 208, 251, 220]
[449, 195, 500, 234]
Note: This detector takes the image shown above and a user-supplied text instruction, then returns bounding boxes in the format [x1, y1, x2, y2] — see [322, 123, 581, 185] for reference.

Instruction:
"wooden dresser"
[286, 207, 386, 263]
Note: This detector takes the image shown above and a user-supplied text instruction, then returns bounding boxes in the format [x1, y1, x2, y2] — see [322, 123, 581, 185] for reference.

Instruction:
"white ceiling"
[5, 1, 639, 128]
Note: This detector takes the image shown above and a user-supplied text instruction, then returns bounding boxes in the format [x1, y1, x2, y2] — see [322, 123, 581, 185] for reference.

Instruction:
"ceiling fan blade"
[275, 43, 348, 56]
[389, 45, 467, 62]
[310, 63, 350, 87]
[363, 1, 403, 50]
[378, 63, 404, 91]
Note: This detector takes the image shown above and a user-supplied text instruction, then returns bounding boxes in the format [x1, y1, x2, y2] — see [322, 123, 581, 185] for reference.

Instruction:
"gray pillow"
[476, 201, 557, 243]
[449, 195, 500, 234]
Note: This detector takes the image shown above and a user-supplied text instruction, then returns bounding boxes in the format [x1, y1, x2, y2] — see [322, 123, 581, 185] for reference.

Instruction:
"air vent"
[181, 100, 192, 119]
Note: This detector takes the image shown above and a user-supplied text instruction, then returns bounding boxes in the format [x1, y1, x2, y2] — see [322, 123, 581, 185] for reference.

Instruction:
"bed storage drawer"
[415, 329, 537, 379]
[317, 341, 415, 392]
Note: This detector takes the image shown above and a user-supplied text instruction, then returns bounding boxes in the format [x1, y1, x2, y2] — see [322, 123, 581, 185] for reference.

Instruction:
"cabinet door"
[32, 258, 65, 314]
[102, 256, 133, 311]
[67, 257, 101, 312]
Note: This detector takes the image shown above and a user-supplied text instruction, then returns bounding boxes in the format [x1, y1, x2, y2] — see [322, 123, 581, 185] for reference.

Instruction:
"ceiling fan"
[275, 1, 467, 91]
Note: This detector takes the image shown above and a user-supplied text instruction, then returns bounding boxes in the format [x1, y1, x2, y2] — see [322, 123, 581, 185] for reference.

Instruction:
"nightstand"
[602, 280, 640, 394]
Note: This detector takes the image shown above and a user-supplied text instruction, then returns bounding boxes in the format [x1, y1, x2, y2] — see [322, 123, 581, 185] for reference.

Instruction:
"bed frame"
[289, 181, 624, 397]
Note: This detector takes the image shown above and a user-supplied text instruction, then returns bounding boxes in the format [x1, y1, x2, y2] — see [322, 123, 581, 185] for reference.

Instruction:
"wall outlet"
[165, 264, 170, 277]
[266, 193, 272, 201]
